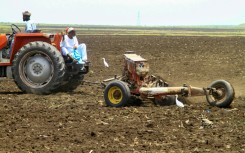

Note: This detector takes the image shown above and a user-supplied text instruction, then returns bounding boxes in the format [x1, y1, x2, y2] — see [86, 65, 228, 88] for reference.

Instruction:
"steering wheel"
[11, 24, 21, 34]
[6, 24, 21, 48]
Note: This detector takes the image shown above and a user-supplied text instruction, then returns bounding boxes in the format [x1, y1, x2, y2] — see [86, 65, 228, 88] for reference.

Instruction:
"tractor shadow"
[126, 96, 144, 107]
[0, 91, 24, 95]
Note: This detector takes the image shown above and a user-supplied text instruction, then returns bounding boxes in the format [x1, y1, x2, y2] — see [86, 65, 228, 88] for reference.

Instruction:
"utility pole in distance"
[137, 10, 141, 26]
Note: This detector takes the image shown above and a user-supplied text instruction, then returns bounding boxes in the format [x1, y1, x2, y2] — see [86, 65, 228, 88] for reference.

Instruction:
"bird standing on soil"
[102, 58, 109, 68]
[175, 95, 184, 108]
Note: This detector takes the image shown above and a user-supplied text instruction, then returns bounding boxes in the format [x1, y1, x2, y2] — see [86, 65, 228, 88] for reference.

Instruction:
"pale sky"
[1, 0, 245, 26]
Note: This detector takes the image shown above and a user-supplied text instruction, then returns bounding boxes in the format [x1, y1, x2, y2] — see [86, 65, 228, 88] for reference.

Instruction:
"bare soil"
[0, 35, 245, 152]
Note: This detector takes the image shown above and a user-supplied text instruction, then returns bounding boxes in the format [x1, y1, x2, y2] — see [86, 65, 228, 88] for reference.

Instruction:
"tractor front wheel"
[206, 80, 235, 108]
[104, 80, 131, 107]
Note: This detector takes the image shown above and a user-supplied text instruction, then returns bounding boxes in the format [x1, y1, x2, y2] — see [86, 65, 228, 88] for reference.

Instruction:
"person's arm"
[60, 35, 65, 48]
[73, 36, 79, 49]
[60, 35, 69, 54]
[61, 47, 69, 56]
[61, 47, 77, 63]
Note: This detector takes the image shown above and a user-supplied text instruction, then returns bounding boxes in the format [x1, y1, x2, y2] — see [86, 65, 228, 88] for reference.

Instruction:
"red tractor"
[103, 51, 235, 108]
[0, 24, 89, 94]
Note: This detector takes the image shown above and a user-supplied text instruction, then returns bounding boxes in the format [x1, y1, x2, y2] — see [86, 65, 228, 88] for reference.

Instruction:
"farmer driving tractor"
[22, 11, 38, 33]
[6, 11, 38, 58]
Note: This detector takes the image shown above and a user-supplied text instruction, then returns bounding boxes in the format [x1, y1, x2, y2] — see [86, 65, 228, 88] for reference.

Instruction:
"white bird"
[102, 58, 109, 68]
[175, 95, 184, 108]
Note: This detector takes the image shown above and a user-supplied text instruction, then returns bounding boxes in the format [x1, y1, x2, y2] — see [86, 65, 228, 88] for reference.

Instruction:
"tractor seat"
[32, 29, 42, 33]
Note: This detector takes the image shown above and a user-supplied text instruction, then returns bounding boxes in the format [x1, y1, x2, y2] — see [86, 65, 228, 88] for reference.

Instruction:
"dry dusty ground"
[0, 35, 245, 152]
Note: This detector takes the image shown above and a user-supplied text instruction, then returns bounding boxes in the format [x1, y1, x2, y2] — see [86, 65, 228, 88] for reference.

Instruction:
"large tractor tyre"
[57, 73, 84, 92]
[12, 41, 65, 94]
[206, 80, 235, 108]
[104, 80, 131, 107]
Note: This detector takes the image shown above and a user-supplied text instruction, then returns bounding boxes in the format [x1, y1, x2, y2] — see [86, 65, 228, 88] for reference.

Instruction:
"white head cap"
[67, 27, 75, 33]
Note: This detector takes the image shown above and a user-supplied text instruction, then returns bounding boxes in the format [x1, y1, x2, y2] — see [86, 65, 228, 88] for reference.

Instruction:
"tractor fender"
[0, 34, 7, 50]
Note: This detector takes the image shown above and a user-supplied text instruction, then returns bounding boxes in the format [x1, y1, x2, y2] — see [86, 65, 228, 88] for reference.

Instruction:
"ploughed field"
[0, 35, 245, 152]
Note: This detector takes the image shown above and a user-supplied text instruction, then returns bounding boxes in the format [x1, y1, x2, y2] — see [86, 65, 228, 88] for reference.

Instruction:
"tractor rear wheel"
[12, 41, 65, 94]
[104, 80, 131, 107]
[206, 80, 235, 108]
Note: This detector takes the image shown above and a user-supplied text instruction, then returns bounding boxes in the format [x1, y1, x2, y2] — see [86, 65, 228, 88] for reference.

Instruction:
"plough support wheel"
[206, 80, 235, 108]
[104, 80, 131, 107]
